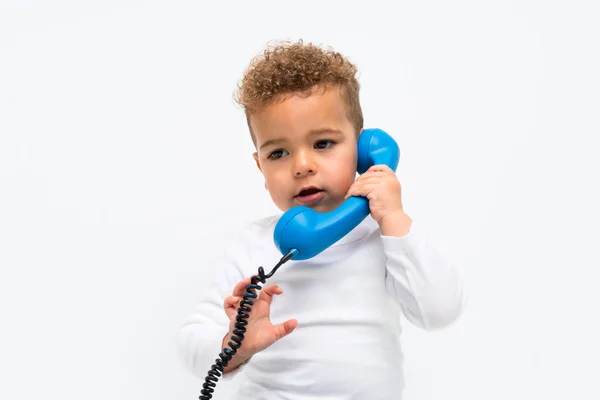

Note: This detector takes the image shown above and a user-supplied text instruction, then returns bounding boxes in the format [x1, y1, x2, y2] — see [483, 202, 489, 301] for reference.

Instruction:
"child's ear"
[252, 152, 262, 172]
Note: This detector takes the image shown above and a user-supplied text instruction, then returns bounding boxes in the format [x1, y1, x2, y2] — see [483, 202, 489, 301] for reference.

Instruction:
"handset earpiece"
[273, 128, 400, 260]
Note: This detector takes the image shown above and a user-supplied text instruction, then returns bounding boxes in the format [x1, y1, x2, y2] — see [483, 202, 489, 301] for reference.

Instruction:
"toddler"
[178, 40, 466, 399]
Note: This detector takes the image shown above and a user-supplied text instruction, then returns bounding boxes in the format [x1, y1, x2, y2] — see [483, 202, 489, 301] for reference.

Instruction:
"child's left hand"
[345, 165, 412, 235]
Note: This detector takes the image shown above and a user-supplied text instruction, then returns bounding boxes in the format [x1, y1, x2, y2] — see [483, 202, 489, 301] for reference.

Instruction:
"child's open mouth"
[295, 187, 325, 204]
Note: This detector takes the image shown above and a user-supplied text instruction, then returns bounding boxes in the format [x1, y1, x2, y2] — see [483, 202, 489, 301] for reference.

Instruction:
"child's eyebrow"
[309, 128, 343, 136]
[259, 138, 285, 151]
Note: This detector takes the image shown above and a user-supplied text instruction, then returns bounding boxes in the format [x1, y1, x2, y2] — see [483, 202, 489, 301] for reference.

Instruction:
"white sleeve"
[177, 233, 254, 381]
[382, 221, 467, 331]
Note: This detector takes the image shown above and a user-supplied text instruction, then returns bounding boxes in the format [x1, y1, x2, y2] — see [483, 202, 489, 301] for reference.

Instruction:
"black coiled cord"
[199, 250, 297, 399]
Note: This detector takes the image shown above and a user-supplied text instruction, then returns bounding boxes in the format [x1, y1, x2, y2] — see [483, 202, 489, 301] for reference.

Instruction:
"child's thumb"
[223, 295, 241, 319]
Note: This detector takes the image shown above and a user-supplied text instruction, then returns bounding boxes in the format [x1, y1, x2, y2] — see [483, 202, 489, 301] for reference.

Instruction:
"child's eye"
[315, 140, 335, 150]
[268, 149, 289, 160]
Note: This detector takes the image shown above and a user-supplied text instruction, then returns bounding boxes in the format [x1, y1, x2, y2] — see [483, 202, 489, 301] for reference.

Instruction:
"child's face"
[251, 87, 358, 213]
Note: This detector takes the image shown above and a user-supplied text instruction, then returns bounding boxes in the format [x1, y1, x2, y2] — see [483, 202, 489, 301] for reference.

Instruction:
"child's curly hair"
[234, 40, 364, 145]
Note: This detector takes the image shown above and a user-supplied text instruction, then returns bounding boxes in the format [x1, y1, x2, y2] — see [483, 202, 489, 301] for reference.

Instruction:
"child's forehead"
[251, 92, 352, 143]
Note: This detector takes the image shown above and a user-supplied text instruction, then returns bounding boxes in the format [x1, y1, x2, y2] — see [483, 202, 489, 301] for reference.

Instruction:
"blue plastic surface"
[273, 128, 400, 260]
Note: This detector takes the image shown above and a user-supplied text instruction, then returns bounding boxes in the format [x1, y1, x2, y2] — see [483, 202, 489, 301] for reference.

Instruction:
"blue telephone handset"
[273, 128, 400, 260]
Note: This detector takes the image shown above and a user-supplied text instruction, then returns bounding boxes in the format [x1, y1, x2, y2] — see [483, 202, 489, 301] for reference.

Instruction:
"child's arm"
[177, 252, 245, 379]
[346, 165, 466, 330]
[380, 214, 467, 330]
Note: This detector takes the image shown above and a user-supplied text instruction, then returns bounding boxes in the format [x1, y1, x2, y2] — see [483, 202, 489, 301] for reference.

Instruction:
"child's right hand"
[221, 277, 297, 372]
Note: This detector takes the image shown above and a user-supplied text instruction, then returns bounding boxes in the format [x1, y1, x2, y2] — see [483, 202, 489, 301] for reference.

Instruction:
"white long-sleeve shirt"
[178, 214, 466, 399]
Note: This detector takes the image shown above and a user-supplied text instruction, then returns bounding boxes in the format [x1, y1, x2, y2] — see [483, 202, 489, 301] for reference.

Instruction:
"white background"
[1, 1, 599, 399]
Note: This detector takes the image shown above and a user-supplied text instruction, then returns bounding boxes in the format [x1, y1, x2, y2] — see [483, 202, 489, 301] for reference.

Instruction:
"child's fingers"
[367, 165, 393, 173]
[354, 171, 379, 182]
[345, 183, 366, 199]
[274, 319, 298, 340]
[356, 174, 383, 183]
[223, 295, 241, 319]
[346, 182, 381, 199]
[257, 284, 283, 305]
[232, 277, 252, 297]
[224, 295, 241, 308]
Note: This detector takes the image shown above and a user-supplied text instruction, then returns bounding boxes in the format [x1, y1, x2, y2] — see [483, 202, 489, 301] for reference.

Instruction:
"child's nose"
[293, 152, 317, 177]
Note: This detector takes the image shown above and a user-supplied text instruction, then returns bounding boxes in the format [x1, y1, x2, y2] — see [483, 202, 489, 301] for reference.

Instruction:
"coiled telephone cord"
[198, 249, 297, 399]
